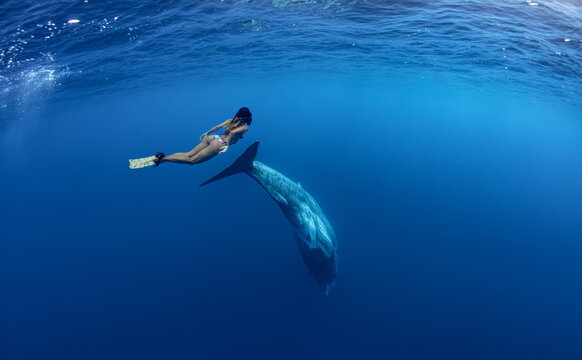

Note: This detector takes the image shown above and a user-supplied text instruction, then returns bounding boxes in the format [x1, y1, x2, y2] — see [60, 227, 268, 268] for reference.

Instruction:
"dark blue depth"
[1, 1, 582, 359]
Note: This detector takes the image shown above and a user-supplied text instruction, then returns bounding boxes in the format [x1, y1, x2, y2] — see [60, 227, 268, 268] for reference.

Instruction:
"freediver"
[129, 107, 252, 169]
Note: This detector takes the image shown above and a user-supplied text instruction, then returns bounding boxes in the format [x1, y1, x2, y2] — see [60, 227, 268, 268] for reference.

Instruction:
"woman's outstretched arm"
[200, 118, 232, 141]
[206, 119, 232, 134]
[226, 124, 248, 145]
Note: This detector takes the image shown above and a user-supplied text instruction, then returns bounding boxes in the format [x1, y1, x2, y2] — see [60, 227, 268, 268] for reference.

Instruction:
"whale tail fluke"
[199, 141, 259, 187]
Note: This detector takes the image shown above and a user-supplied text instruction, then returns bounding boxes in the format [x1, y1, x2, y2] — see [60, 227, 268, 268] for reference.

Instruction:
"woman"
[129, 107, 252, 169]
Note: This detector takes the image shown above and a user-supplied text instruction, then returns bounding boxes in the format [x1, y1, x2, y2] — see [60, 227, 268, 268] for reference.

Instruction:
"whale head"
[291, 201, 338, 295]
[294, 234, 338, 295]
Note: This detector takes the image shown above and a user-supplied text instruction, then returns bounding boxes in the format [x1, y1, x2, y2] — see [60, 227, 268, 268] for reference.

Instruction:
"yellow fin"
[129, 156, 157, 169]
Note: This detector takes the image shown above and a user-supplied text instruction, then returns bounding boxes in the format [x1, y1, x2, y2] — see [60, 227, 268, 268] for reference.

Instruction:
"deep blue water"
[1, 1, 582, 359]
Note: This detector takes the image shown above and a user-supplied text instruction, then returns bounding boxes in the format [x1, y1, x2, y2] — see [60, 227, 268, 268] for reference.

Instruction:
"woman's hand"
[218, 145, 229, 154]
[199, 132, 208, 142]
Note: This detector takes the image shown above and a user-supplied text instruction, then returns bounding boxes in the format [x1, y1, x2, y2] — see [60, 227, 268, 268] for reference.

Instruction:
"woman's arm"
[206, 119, 232, 134]
[226, 124, 248, 145]
[229, 123, 248, 135]
[200, 119, 232, 141]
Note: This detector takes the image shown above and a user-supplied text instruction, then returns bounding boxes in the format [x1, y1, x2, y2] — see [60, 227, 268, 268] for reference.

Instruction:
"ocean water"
[1, 0, 582, 359]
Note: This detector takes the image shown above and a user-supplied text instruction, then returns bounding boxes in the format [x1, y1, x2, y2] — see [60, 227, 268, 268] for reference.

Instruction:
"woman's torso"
[222, 123, 247, 144]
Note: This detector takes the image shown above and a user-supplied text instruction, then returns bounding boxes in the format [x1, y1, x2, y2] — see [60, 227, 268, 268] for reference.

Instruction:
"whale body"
[200, 142, 338, 295]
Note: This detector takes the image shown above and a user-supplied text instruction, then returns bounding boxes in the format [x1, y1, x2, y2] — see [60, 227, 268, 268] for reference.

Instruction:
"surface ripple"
[0, 0, 581, 118]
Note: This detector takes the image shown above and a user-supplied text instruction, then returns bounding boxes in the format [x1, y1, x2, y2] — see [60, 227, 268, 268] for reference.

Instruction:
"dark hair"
[227, 107, 253, 132]
[234, 107, 252, 125]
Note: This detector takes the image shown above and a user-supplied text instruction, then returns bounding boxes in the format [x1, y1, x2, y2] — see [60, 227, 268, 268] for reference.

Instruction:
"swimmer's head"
[235, 107, 252, 125]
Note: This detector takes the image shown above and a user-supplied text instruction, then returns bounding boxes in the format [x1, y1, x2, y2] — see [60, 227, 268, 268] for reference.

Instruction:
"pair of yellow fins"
[128, 155, 159, 169]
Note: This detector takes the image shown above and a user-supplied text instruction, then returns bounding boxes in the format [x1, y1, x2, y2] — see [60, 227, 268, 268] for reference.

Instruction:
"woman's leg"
[161, 151, 196, 164]
[161, 137, 221, 165]
[188, 138, 213, 156]
[185, 142, 222, 165]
